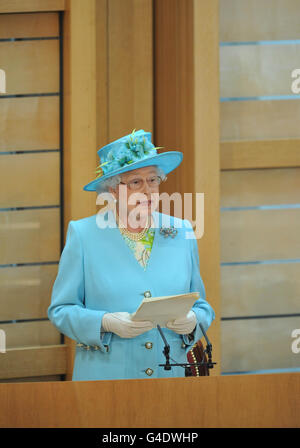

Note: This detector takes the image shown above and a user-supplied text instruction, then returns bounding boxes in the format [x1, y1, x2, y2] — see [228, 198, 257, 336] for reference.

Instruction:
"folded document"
[131, 291, 199, 327]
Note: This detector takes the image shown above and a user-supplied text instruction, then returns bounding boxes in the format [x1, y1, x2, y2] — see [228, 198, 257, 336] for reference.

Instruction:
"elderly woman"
[48, 129, 215, 381]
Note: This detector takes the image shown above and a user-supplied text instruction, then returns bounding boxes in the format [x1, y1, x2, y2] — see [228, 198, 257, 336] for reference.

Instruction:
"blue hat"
[83, 129, 183, 191]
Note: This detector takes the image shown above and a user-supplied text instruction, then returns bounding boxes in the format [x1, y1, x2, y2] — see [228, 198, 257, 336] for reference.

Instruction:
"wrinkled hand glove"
[101, 312, 154, 338]
[166, 310, 197, 335]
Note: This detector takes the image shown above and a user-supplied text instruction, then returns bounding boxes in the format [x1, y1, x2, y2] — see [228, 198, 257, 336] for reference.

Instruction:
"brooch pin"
[159, 226, 178, 238]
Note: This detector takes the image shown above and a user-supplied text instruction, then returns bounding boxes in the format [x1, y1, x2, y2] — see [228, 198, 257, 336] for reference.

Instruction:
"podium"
[0, 373, 299, 427]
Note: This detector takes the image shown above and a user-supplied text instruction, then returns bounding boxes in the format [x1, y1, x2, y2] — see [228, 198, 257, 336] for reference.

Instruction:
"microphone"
[156, 325, 171, 370]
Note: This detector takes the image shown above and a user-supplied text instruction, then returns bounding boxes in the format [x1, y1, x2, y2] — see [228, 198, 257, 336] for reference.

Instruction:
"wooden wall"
[219, 0, 300, 374]
[0, 10, 66, 381]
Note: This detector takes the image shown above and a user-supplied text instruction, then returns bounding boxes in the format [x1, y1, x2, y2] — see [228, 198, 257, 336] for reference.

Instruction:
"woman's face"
[109, 165, 160, 222]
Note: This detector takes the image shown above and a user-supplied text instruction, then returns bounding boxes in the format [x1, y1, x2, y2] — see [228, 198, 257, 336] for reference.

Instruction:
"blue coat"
[48, 209, 215, 381]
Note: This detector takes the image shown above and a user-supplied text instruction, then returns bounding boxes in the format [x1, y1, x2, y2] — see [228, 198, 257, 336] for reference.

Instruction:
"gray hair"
[95, 165, 167, 194]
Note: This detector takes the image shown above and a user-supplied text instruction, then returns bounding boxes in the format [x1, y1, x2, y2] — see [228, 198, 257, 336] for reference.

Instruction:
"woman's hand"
[166, 310, 197, 335]
[101, 312, 154, 338]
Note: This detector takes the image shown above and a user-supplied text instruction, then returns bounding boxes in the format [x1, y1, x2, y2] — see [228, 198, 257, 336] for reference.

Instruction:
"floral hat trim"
[95, 129, 163, 179]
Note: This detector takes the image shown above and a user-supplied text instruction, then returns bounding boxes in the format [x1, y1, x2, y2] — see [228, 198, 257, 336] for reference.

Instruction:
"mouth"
[138, 200, 152, 207]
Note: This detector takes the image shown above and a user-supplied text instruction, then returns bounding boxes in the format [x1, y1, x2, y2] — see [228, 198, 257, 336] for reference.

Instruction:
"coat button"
[145, 368, 154, 376]
[144, 291, 152, 298]
[85, 345, 90, 350]
[181, 342, 186, 348]
[145, 342, 153, 350]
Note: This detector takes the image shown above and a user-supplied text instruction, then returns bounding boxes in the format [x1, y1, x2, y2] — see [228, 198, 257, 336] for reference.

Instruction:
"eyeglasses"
[120, 175, 163, 191]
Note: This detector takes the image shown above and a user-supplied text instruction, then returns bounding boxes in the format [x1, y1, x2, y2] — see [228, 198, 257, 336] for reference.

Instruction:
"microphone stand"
[199, 322, 214, 369]
[157, 325, 171, 370]
[156, 323, 217, 372]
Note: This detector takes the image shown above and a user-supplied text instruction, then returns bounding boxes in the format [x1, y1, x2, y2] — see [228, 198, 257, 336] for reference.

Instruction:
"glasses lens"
[126, 176, 162, 190]
[129, 179, 143, 190]
[149, 176, 161, 186]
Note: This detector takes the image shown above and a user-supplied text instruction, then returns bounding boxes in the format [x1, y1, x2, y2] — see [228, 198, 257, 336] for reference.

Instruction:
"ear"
[108, 186, 117, 201]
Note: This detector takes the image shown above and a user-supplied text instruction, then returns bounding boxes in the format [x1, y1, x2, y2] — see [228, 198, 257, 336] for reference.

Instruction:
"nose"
[140, 179, 152, 196]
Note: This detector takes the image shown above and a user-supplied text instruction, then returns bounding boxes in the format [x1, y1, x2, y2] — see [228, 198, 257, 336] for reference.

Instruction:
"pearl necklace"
[116, 211, 151, 241]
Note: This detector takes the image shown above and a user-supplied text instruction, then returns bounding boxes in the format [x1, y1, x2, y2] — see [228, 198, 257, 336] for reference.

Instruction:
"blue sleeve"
[181, 220, 215, 348]
[47, 221, 112, 353]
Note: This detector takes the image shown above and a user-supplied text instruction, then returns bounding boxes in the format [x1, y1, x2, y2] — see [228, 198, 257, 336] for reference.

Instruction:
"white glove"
[101, 312, 154, 338]
[166, 310, 197, 335]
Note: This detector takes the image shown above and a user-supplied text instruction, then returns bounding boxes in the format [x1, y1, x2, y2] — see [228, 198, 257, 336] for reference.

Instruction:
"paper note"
[131, 291, 200, 327]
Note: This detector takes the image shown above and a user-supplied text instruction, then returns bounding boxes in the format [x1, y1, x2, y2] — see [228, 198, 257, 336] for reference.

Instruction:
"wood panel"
[0, 321, 60, 348]
[108, 0, 153, 139]
[0, 0, 65, 13]
[0, 264, 58, 320]
[220, 44, 300, 98]
[221, 262, 300, 318]
[0, 96, 59, 151]
[0, 208, 60, 264]
[96, 0, 108, 150]
[154, 0, 195, 200]
[193, 0, 221, 374]
[221, 167, 300, 207]
[0, 152, 60, 207]
[0, 12, 59, 38]
[221, 208, 300, 263]
[222, 317, 300, 373]
[0, 374, 299, 427]
[0, 345, 67, 380]
[0, 40, 59, 94]
[155, 0, 220, 375]
[220, 0, 300, 42]
[63, 0, 98, 379]
[220, 100, 300, 141]
[221, 140, 300, 170]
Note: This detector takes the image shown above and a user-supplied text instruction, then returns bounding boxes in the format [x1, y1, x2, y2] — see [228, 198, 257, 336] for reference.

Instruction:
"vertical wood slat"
[154, 0, 221, 374]
[193, 0, 220, 374]
[108, 0, 153, 139]
[154, 0, 195, 199]
[63, 0, 98, 380]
